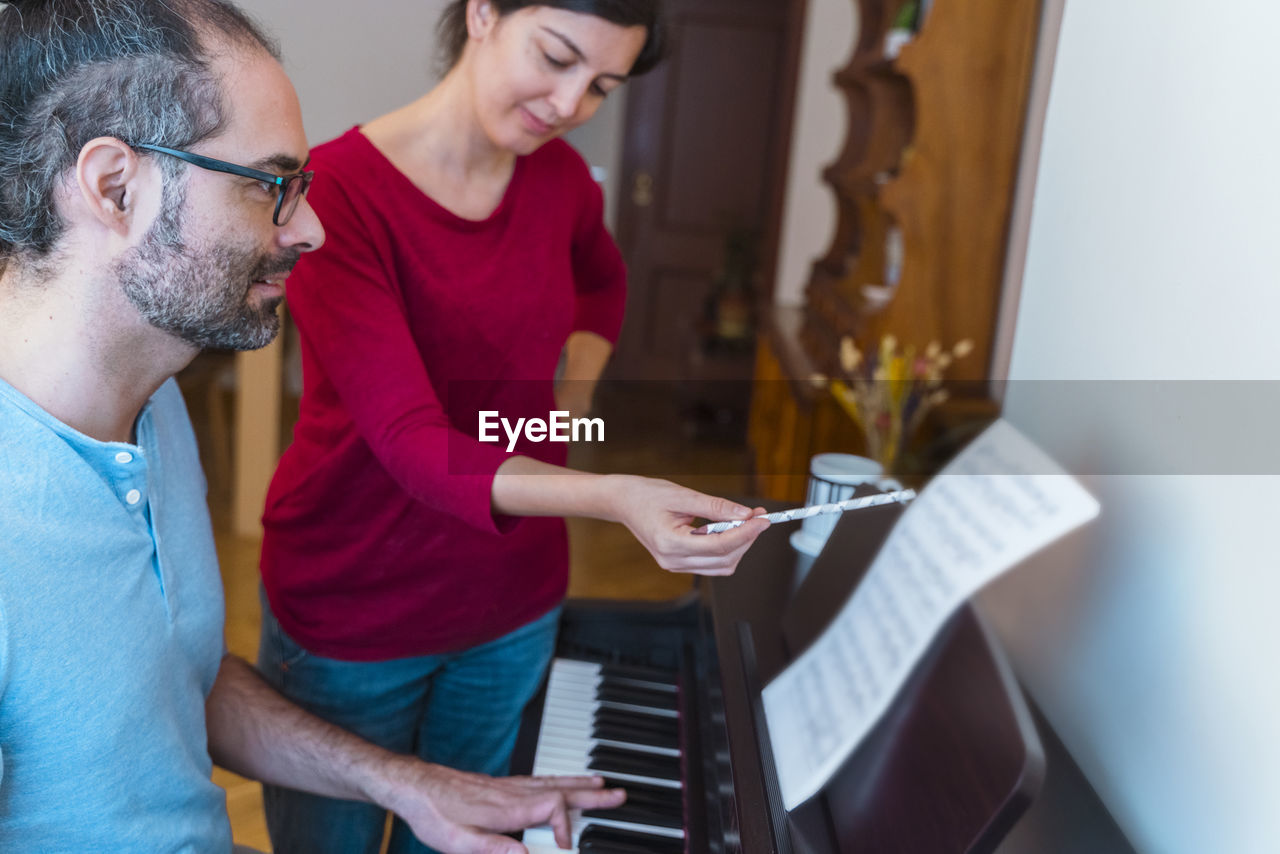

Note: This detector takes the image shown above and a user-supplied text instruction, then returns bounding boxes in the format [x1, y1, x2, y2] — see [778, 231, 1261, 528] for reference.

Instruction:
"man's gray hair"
[0, 0, 279, 264]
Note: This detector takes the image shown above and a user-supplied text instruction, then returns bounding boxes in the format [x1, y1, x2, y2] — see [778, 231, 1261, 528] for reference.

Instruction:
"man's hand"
[207, 657, 623, 854]
[371, 760, 625, 854]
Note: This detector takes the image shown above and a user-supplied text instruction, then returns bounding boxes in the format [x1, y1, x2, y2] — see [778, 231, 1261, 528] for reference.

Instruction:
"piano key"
[597, 699, 679, 719]
[593, 705, 679, 731]
[592, 722, 680, 751]
[526, 657, 688, 852]
[543, 695, 677, 721]
[553, 658, 678, 686]
[584, 801, 684, 830]
[536, 710, 679, 749]
[579, 838, 661, 854]
[600, 662, 680, 689]
[595, 789, 682, 820]
[595, 684, 680, 710]
[581, 829, 686, 854]
[543, 679, 679, 719]
[597, 777, 684, 808]
[522, 810, 685, 848]
[536, 729, 679, 758]
[579, 824, 685, 854]
[588, 745, 682, 780]
[532, 729, 682, 787]
[549, 661, 678, 696]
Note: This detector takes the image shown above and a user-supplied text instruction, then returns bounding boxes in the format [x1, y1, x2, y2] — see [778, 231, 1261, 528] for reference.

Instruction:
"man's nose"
[277, 195, 325, 253]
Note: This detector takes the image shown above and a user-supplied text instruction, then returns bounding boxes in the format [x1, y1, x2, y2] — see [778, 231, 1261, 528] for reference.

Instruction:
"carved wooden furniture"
[750, 0, 1040, 500]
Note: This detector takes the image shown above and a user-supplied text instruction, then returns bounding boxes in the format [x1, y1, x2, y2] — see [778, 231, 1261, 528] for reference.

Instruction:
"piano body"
[513, 499, 1045, 853]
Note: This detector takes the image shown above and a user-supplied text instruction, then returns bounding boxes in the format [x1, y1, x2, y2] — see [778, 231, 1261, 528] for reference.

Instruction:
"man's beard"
[114, 186, 300, 351]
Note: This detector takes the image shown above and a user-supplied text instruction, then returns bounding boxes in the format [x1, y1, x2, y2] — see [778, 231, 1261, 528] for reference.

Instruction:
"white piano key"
[548, 659, 678, 692]
[527, 653, 690, 854]
[536, 730, 680, 758]
[522, 809, 685, 853]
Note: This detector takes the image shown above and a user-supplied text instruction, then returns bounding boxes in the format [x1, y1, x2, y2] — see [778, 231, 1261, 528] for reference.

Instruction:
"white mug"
[789, 453, 885, 558]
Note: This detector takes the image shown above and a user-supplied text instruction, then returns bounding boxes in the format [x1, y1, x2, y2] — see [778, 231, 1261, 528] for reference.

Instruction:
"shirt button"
[125, 489, 142, 505]
[115, 451, 134, 464]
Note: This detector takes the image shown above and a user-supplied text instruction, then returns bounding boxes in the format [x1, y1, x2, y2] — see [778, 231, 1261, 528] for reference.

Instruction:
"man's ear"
[73, 137, 146, 237]
[467, 0, 497, 40]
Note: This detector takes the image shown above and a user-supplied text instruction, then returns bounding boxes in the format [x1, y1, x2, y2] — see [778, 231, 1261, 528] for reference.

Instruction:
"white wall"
[240, 0, 450, 145]
[978, 1, 1280, 851]
[563, 91, 629, 233]
[772, 0, 856, 306]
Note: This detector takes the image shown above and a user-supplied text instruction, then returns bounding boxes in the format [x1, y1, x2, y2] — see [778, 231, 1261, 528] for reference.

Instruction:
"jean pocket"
[265, 609, 311, 673]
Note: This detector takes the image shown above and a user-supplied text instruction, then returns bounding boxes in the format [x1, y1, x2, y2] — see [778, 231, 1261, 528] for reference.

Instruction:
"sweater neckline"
[348, 126, 525, 231]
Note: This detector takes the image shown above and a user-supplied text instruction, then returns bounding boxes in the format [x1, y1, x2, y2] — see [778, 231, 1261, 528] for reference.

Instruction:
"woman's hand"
[492, 460, 769, 575]
[601, 475, 769, 576]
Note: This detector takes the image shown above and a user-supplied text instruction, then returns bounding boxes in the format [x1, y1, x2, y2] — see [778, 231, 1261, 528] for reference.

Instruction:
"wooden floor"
[191, 379, 752, 851]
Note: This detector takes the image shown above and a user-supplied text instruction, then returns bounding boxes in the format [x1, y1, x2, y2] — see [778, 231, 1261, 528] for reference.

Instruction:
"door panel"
[611, 0, 802, 380]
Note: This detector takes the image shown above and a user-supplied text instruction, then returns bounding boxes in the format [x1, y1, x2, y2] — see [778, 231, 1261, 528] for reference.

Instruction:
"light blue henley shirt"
[0, 377, 231, 852]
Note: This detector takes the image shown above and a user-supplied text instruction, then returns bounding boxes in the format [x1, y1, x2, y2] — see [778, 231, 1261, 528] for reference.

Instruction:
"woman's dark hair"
[437, 0, 664, 77]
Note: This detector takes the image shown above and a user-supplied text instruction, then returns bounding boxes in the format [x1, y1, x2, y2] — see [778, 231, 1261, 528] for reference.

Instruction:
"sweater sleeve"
[286, 165, 516, 535]
[569, 171, 627, 343]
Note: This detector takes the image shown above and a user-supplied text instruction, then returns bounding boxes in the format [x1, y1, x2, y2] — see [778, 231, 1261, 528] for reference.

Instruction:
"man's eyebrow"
[251, 153, 309, 174]
[540, 26, 630, 83]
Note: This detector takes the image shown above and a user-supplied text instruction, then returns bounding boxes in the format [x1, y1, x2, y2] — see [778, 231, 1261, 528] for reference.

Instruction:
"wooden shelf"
[805, 0, 1040, 380]
[749, 0, 1040, 493]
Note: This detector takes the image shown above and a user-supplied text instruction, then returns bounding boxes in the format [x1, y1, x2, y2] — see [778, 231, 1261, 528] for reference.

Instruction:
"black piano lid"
[709, 501, 1045, 854]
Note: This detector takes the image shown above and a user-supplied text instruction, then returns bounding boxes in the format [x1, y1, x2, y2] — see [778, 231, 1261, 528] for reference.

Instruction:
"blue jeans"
[256, 593, 561, 854]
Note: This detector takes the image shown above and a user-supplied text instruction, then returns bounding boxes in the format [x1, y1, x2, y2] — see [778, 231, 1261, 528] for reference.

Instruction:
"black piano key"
[593, 708, 680, 737]
[595, 782, 685, 815]
[600, 777, 685, 809]
[592, 722, 680, 750]
[579, 838, 656, 854]
[596, 684, 680, 710]
[579, 824, 685, 854]
[584, 803, 683, 830]
[588, 745, 682, 780]
[585, 794, 684, 825]
[599, 674, 678, 694]
[590, 743, 682, 771]
[609, 790, 683, 819]
[599, 663, 679, 687]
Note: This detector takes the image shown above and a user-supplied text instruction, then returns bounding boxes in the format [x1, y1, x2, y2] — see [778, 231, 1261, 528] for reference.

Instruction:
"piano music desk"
[715, 501, 1044, 852]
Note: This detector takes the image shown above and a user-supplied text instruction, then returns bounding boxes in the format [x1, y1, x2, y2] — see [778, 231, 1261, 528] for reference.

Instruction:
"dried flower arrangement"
[827, 334, 973, 471]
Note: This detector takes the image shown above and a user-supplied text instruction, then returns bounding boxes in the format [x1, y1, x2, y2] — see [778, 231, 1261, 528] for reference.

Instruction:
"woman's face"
[467, 3, 647, 154]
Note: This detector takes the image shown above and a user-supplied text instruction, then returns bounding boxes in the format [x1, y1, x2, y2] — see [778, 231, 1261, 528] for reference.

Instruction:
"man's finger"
[562, 786, 626, 810]
[451, 824, 527, 854]
[514, 774, 605, 789]
[543, 793, 574, 849]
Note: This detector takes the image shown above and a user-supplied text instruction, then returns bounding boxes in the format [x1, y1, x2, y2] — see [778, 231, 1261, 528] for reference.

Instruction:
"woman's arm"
[555, 330, 612, 419]
[492, 456, 769, 575]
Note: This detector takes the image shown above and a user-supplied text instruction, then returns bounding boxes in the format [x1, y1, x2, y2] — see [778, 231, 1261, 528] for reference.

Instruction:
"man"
[0, 1, 622, 851]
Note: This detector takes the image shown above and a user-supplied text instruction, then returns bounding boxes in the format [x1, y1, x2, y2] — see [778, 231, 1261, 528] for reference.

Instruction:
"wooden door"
[609, 0, 806, 380]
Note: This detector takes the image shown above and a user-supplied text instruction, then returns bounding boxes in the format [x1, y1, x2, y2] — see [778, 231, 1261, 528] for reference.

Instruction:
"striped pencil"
[692, 489, 917, 535]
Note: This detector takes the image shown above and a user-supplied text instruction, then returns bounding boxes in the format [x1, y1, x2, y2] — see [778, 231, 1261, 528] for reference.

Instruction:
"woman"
[257, 2, 768, 852]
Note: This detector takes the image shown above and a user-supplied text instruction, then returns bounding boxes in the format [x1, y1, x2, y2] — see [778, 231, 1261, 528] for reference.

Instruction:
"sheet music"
[762, 419, 1101, 809]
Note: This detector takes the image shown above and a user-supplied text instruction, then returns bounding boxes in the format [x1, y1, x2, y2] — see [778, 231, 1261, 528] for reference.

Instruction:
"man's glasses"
[135, 143, 314, 226]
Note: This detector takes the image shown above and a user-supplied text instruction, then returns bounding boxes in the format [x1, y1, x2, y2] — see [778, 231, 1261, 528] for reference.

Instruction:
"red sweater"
[261, 129, 626, 660]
